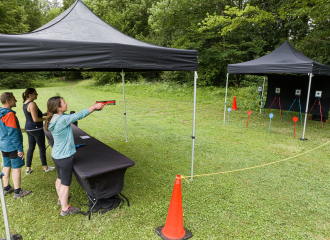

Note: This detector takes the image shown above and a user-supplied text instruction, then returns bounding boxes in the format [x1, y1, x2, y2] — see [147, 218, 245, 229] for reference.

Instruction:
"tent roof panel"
[227, 41, 330, 76]
[0, 0, 198, 72]
[28, 0, 155, 47]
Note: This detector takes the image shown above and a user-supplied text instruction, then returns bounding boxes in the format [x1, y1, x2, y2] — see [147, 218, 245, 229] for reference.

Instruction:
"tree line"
[0, 0, 329, 88]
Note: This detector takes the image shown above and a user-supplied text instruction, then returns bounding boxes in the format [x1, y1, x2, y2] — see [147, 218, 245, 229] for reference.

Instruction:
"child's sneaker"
[13, 189, 32, 199]
[43, 166, 55, 173]
[60, 205, 80, 216]
[26, 169, 33, 175]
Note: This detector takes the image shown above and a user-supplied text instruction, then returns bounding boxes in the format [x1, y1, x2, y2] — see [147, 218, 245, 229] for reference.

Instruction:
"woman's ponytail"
[22, 88, 36, 103]
[44, 112, 54, 132]
[44, 96, 62, 132]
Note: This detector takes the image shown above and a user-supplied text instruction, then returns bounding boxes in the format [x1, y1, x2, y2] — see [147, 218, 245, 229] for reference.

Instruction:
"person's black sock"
[4, 185, 11, 191]
[14, 188, 21, 194]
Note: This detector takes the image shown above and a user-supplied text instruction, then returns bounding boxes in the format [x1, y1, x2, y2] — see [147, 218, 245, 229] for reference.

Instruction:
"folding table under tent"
[0, 0, 198, 238]
[224, 41, 330, 139]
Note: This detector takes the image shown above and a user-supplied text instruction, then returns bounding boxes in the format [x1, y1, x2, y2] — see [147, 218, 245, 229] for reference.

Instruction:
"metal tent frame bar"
[120, 71, 198, 179]
[0, 152, 11, 240]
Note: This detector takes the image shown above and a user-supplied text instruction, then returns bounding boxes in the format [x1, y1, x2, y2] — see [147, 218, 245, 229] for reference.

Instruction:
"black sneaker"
[13, 189, 32, 199]
[4, 187, 14, 196]
[60, 205, 80, 216]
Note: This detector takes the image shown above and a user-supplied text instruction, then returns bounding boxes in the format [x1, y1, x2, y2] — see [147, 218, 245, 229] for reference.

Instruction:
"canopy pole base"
[299, 138, 308, 141]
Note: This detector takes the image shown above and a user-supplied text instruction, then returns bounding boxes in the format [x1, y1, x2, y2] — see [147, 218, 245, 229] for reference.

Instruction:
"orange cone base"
[155, 226, 192, 240]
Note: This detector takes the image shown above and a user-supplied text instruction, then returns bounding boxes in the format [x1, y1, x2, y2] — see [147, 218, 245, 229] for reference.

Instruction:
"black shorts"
[52, 156, 74, 186]
[2, 150, 18, 159]
[2, 150, 25, 169]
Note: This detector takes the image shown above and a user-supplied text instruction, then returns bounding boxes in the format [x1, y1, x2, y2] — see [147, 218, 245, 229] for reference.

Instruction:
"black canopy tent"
[0, 0, 198, 166]
[0, 0, 197, 72]
[0, 0, 198, 237]
[225, 41, 330, 139]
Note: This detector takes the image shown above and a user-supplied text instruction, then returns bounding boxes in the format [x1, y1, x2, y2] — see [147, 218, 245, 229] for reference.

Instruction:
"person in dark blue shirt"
[22, 88, 54, 175]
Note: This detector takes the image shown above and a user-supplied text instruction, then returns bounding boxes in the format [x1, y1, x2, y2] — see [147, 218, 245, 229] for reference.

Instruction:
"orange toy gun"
[96, 100, 116, 105]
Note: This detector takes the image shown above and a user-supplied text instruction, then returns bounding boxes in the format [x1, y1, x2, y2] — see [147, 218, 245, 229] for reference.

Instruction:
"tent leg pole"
[301, 73, 313, 140]
[0, 153, 11, 240]
[260, 76, 266, 114]
[190, 72, 198, 181]
[121, 70, 128, 142]
[224, 73, 229, 125]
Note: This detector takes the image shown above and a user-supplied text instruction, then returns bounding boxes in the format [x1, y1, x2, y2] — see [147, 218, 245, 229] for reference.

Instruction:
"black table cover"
[44, 124, 135, 200]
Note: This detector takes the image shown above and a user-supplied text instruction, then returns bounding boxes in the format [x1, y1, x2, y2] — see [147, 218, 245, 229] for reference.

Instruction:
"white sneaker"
[44, 166, 55, 173]
[26, 168, 33, 175]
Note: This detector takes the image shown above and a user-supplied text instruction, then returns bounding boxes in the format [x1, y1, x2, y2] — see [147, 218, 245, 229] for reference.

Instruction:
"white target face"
[315, 91, 322, 98]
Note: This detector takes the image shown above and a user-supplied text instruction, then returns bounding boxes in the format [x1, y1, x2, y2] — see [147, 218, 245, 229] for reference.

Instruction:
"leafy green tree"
[148, 0, 240, 86]
[61, 0, 76, 10]
[0, 0, 28, 33]
[18, 0, 45, 31]
[41, 7, 62, 26]
[279, 0, 330, 65]
[83, 0, 155, 40]
[197, 0, 322, 86]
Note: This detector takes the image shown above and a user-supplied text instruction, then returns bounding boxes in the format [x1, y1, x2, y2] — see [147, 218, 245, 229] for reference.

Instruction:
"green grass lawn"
[0, 80, 330, 239]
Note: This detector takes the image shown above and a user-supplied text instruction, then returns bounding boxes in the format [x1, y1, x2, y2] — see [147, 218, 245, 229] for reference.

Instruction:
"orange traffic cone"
[155, 175, 192, 240]
[232, 96, 237, 110]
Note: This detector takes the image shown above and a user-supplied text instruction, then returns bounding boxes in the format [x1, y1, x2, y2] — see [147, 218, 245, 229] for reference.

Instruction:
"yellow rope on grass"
[180, 141, 330, 183]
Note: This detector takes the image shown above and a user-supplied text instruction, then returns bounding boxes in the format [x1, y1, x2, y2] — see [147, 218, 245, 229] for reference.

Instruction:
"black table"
[44, 124, 135, 218]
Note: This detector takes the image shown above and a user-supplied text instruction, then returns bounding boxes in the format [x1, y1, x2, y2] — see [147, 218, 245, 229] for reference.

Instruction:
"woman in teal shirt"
[44, 96, 104, 216]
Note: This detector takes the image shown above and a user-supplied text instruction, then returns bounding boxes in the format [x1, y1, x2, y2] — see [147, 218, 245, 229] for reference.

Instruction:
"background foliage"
[0, 0, 329, 87]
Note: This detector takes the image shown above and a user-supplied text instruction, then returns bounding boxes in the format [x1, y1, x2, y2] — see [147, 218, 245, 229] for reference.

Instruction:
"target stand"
[268, 88, 282, 121]
[282, 89, 303, 125]
[308, 91, 324, 129]
[251, 91, 265, 118]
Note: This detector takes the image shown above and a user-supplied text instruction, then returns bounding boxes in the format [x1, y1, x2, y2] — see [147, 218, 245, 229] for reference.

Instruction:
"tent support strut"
[224, 73, 229, 125]
[121, 70, 128, 142]
[301, 73, 313, 140]
[261, 75, 266, 115]
[0, 152, 11, 240]
[190, 71, 198, 181]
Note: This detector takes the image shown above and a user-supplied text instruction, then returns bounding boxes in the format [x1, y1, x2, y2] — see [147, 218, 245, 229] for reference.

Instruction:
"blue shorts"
[2, 151, 25, 169]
